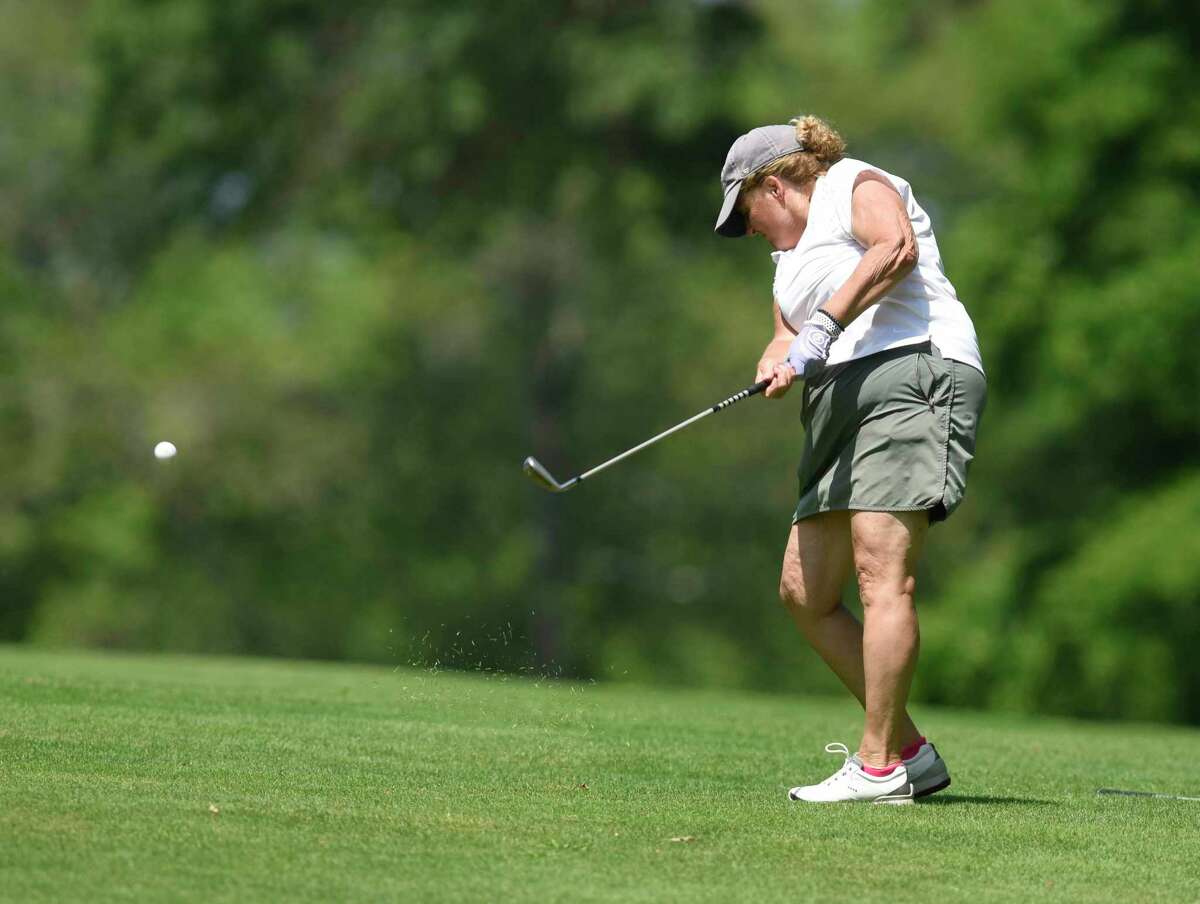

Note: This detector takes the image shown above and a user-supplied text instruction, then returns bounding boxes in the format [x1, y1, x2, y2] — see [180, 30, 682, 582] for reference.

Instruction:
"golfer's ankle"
[899, 735, 926, 760]
[899, 722, 925, 759]
[860, 760, 902, 777]
[856, 742, 901, 769]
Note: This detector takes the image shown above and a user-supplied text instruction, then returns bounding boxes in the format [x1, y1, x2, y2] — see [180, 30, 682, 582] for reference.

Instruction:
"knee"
[779, 573, 802, 610]
[856, 555, 917, 610]
[779, 571, 835, 622]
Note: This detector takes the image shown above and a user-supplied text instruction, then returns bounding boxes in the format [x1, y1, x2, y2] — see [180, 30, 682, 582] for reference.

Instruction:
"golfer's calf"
[775, 517, 872, 703]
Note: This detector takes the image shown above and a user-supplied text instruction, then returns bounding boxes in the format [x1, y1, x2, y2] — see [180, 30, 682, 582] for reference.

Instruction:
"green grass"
[2, 648, 1199, 903]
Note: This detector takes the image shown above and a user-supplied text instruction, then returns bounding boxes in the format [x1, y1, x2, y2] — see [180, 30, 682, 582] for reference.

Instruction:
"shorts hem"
[792, 502, 935, 524]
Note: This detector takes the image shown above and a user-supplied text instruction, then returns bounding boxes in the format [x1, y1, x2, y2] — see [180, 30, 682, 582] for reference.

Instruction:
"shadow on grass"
[920, 794, 1056, 806]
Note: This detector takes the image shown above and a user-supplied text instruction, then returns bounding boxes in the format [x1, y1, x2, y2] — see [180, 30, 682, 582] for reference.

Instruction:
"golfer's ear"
[763, 176, 785, 202]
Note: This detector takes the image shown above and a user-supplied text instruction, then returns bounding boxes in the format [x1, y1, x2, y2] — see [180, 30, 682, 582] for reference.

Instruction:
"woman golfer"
[715, 115, 985, 803]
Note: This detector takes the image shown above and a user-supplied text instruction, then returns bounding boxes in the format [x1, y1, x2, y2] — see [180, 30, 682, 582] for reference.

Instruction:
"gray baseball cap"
[714, 124, 804, 237]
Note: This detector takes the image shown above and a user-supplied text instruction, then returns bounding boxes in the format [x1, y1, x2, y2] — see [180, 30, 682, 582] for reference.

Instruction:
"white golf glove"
[786, 310, 844, 380]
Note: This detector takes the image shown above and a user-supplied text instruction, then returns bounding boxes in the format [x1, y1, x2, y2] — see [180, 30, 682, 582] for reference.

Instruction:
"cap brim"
[714, 181, 747, 238]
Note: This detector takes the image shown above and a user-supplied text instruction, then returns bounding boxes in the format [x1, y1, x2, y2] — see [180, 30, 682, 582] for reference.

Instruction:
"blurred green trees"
[1, 0, 1197, 721]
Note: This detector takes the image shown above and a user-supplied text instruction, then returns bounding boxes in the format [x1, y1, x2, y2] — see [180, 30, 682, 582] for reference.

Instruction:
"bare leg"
[779, 513, 922, 751]
[850, 510, 928, 767]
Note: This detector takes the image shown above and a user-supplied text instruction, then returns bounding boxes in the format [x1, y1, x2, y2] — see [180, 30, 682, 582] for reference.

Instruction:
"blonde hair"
[742, 115, 846, 193]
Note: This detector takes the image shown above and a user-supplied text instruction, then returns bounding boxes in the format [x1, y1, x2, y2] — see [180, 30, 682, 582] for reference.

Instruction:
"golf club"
[523, 376, 773, 493]
[1096, 788, 1200, 802]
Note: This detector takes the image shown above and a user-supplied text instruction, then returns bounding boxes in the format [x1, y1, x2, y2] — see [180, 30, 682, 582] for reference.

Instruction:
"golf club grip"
[713, 378, 773, 412]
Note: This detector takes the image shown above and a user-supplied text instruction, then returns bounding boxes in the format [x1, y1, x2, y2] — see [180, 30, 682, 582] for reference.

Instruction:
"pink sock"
[900, 736, 927, 761]
[861, 761, 901, 777]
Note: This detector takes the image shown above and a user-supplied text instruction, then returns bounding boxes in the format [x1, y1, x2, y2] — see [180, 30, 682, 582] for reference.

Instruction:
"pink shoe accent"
[861, 761, 902, 777]
[900, 736, 928, 761]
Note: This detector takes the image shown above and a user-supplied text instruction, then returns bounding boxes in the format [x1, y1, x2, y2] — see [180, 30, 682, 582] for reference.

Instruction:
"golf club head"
[522, 456, 575, 493]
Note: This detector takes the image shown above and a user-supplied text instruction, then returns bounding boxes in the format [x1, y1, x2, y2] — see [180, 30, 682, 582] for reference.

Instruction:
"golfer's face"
[740, 183, 802, 250]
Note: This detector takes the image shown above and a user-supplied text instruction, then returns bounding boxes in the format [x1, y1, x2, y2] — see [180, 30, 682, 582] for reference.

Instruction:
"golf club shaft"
[1097, 788, 1200, 801]
[576, 377, 772, 484]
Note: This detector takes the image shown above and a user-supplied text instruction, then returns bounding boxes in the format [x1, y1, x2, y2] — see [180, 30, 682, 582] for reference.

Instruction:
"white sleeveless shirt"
[771, 158, 983, 373]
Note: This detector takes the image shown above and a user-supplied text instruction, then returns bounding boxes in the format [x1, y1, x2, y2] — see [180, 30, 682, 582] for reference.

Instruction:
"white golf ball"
[154, 441, 177, 460]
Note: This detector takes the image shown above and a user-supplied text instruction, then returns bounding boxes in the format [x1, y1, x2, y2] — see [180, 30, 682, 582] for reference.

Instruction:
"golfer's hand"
[784, 310, 843, 381]
[756, 359, 796, 399]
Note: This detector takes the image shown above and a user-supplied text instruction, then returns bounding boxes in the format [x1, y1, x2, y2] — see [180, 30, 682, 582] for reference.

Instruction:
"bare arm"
[761, 172, 918, 396]
[755, 300, 799, 399]
[820, 171, 919, 328]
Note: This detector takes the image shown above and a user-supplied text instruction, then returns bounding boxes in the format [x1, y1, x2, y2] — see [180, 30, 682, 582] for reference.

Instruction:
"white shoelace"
[819, 742, 856, 786]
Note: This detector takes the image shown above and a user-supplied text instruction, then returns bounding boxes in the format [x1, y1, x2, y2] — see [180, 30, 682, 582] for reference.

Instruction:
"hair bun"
[789, 114, 846, 164]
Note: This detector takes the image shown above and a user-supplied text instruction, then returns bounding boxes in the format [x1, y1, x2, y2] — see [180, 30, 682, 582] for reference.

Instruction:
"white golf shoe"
[787, 743, 915, 804]
[903, 740, 951, 798]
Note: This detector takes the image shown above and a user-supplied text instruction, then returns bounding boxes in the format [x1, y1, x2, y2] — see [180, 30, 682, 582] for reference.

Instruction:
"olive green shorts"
[794, 341, 986, 524]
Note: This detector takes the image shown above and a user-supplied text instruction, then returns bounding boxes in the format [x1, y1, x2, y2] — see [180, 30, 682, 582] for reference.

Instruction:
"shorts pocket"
[915, 348, 951, 410]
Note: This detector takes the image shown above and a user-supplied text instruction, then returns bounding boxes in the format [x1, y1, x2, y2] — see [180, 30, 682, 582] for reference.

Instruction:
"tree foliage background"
[2, 0, 1198, 722]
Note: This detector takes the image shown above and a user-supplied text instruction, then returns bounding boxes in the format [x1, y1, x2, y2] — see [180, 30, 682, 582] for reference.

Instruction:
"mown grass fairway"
[3, 647, 1199, 902]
